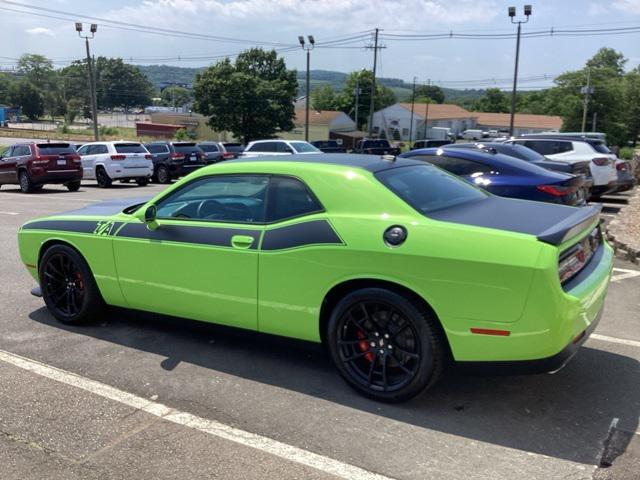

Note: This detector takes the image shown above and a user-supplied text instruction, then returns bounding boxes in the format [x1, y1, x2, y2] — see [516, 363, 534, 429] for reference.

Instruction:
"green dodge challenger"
[18, 154, 613, 401]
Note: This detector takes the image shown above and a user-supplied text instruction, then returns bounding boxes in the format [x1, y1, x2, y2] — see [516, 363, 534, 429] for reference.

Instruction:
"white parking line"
[611, 268, 640, 283]
[0, 195, 97, 203]
[0, 211, 19, 215]
[590, 334, 640, 348]
[0, 348, 394, 480]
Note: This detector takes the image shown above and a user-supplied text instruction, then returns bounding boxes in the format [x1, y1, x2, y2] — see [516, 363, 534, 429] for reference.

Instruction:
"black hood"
[61, 196, 152, 217]
[428, 196, 601, 245]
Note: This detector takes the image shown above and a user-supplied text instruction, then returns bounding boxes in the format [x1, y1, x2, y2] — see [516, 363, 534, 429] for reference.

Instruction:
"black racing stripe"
[262, 220, 343, 251]
[21, 220, 98, 234]
[116, 222, 260, 249]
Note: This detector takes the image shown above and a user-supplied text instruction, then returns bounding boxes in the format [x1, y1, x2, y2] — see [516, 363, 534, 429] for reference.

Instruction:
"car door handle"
[231, 235, 255, 249]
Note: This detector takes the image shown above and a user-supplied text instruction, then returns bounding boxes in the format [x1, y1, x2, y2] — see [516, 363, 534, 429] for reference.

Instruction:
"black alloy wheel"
[39, 245, 104, 324]
[96, 167, 112, 188]
[327, 288, 444, 402]
[19, 170, 34, 193]
[156, 165, 170, 184]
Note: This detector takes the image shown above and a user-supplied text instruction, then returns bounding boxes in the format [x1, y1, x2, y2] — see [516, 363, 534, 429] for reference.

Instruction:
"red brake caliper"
[356, 330, 375, 362]
[75, 272, 84, 291]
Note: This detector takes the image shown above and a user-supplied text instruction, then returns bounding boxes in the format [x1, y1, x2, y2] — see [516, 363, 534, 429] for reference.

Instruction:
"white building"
[372, 103, 477, 141]
[475, 112, 563, 136]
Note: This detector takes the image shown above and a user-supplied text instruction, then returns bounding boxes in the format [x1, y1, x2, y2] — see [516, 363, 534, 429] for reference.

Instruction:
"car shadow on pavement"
[29, 306, 639, 468]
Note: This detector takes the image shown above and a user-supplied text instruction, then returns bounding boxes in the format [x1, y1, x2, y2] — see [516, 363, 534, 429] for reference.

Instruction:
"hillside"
[135, 64, 487, 103]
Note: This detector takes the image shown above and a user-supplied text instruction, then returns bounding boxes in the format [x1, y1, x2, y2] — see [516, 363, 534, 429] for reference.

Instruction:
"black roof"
[233, 153, 425, 173]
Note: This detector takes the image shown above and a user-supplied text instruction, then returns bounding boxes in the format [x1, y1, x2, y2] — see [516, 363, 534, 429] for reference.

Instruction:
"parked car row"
[0, 140, 241, 193]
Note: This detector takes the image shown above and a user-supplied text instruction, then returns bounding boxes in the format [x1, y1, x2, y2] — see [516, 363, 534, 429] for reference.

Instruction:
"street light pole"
[76, 22, 99, 141]
[367, 27, 379, 137]
[299, 35, 315, 142]
[409, 77, 416, 143]
[508, 5, 531, 137]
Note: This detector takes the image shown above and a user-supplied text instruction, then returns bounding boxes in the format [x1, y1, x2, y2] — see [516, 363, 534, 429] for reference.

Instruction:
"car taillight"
[537, 184, 576, 197]
[170, 152, 183, 159]
[558, 227, 601, 284]
[592, 157, 609, 166]
[31, 158, 49, 165]
[222, 152, 234, 159]
[110, 154, 126, 160]
[145, 154, 152, 159]
[616, 162, 629, 171]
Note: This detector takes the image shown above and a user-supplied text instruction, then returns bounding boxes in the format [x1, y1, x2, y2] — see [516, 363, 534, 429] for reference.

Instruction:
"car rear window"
[115, 143, 146, 154]
[376, 165, 487, 213]
[223, 143, 244, 152]
[363, 140, 390, 148]
[199, 144, 219, 152]
[174, 143, 200, 153]
[592, 142, 611, 154]
[36, 143, 75, 155]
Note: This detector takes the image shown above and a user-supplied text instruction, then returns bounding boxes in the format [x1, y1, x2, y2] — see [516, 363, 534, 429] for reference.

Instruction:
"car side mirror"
[144, 204, 158, 231]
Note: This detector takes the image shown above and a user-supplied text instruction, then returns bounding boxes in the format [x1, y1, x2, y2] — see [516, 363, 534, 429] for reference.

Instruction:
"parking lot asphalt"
[0, 181, 638, 480]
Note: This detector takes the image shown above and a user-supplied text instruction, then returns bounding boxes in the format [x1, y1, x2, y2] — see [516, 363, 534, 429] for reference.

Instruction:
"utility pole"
[592, 111, 597, 132]
[76, 22, 99, 141]
[367, 28, 380, 137]
[581, 68, 594, 132]
[424, 79, 431, 139]
[354, 76, 360, 130]
[508, 5, 532, 137]
[299, 35, 315, 142]
[409, 77, 416, 142]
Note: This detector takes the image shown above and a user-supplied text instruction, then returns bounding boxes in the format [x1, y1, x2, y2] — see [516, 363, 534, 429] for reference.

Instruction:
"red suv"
[0, 142, 83, 193]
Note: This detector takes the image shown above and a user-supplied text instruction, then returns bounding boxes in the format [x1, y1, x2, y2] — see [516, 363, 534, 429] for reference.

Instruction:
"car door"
[112, 174, 268, 330]
[257, 175, 342, 341]
[77, 144, 95, 179]
[0, 146, 17, 183]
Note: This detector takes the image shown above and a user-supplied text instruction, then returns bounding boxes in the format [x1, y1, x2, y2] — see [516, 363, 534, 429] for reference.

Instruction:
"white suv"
[242, 140, 321, 157]
[77, 142, 154, 188]
[507, 137, 618, 197]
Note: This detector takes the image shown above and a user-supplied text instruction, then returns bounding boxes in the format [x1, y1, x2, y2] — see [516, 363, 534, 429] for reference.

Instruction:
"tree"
[310, 84, 337, 110]
[65, 98, 84, 124]
[96, 57, 154, 110]
[586, 47, 627, 75]
[161, 86, 192, 108]
[623, 67, 640, 146]
[16, 54, 54, 91]
[193, 48, 297, 144]
[335, 70, 397, 130]
[473, 88, 510, 113]
[411, 84, 445, 104]
[11, 81, 44, 120]
[0, 73, 13, 105]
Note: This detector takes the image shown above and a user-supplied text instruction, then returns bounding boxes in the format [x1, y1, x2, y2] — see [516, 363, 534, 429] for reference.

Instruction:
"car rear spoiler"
[537, 204, 601, 246]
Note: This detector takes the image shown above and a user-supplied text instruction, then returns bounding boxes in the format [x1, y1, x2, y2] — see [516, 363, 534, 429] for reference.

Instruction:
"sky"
[1, 0, 640, 90]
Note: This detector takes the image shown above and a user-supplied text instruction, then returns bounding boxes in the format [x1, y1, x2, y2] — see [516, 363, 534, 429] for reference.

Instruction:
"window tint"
[147, 144, 168, 154]
[523, 140, 572, 155]
[223, 143, 244, 153]
[591, 142, 611, 154]
[174, 145, 200, 153]
[275, 142, 293, 153]
[290, 142, 319, 153]
[115, 143, 146, 154]
[77, 145, 90, 155]
[364, 140, 390, 148]
[14, 146, 31, 156]
[376, 165, 487, 214]
[36, 143, 75, 155]
[411, 154, 493, 176]
[156, 175, 268, 223]
[249, 142, 276, 152]
[494, 144, 544, 162]
[88, 145, 108, 155]
[199, 144, 219, 152]
[266, 176, 323, 222]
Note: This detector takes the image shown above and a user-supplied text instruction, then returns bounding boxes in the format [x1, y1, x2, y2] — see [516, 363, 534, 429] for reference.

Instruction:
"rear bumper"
[106, 165, 153, 180]
[30, 170, 82, 185]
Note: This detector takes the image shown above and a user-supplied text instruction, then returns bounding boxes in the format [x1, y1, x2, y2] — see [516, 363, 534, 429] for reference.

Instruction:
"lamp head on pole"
[75, 22, 83, 32]
[90, 23, 98, 33]
[508, 6, 516, 17]
[307, 35, 315, 45]
[298, 35, 305, 46]
[524, 4, 532, 16]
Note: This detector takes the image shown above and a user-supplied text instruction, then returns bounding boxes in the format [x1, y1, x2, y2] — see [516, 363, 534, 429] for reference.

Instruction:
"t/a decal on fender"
[94, 220, 117, 236]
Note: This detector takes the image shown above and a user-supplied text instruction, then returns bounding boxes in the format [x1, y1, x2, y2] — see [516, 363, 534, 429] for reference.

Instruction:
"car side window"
[266, 176, 323, 222]
[77, 145, 90, 155]
[16, 146, 31, 156]
[3, 146, 14, 157]
[523, 140, 572, 155]
[275, 142, 292, 153]
[247, 143, 263, 152]
[94, 145, 109, 155]
[156, 175, 269, 223]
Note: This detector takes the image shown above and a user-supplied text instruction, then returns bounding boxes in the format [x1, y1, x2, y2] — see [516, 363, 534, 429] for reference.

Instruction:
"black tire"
[156, 165, 171, 184]
[120, 179, 131, 183]
[95, 167, 112, 188]
[19, 170, 35, 193]
[66, 181, 81, 192]
[326, 288, 445, 402]
[39, 244, 105, 324]
[136, 177, 149, 186]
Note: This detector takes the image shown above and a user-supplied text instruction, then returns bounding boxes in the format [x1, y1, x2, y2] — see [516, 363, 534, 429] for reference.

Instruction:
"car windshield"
[290, 142, 320, 153]
[36, 143, 75, 155]
[497, 144, 544, 162]
[376, 165, 487, 213]
[114, 143, 146, 154]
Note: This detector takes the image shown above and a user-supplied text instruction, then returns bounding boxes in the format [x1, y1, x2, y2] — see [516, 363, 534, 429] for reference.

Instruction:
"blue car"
[400, 147, 588, 206]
